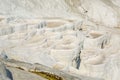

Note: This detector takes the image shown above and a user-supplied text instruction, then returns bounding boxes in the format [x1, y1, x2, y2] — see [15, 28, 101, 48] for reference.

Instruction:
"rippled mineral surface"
[0, 0, 120, 80]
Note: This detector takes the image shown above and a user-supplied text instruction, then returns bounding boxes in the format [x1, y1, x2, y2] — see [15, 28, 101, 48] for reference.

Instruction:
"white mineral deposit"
[0, 0, 120, 80]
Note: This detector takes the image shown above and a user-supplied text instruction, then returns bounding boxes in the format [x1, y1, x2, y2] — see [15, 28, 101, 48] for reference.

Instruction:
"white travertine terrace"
[0, 0, 120, 80]
[0, 17, 119, 80]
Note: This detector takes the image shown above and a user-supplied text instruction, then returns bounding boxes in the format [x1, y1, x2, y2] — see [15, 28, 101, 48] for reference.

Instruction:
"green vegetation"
[15, 67, 63, 80]
[31, 71, 63, 80]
